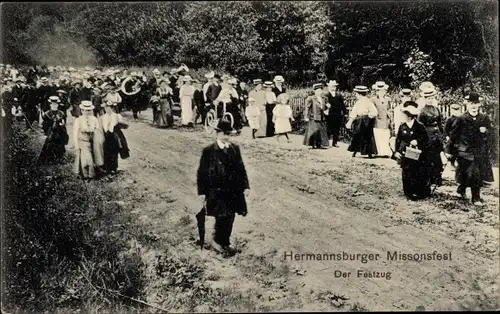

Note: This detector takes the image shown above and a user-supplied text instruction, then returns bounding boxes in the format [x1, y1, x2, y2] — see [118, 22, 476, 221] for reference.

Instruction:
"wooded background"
[1, 1, 498, 91]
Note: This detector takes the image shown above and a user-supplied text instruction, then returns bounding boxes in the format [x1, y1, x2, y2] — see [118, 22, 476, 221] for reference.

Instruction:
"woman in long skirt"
[303, 83, 329, 149]
[101, 101, 129, 175]
[346, 85, 378, 158]
[371, 81, 392, 157]
[39, 96, 69, 164]
[73, 101, 100, 179]
[248, 79, 267, 138]
[179, 75, 195, 126]
[417, 85, 445, 187]
[156, 80, 174, 128]
[264, 81, 277, 137]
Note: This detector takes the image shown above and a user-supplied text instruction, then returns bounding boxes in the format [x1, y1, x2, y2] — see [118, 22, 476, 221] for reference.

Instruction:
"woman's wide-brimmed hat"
[421, 85, 437, 98]
[401, 101, 419, 116]
[372, 81, 389, 90]
[353, 85, 369, 93]
[263, 81, 273, 87]
[215, 117, 233, 134]
[327, 80, 339, 87]
[465, 91, 483, 103]
[182, 75, 193, 82]
[56, 89, 67, 94]
[221, 74, 231, 81]
[79, 100, 95, 110]
[49, 96, 60, 103]
[273, 75, 285, 83]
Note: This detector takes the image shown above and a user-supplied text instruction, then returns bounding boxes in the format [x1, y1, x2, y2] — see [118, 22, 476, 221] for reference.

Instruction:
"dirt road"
[68, 112, 499, 311]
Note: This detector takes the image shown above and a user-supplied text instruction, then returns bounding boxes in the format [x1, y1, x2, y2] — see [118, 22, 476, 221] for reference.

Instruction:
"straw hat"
[49, 96, 60, 103]
[56, 89, 67, 94]
[450, 104, 461, 110]
[273, 75, 285, 83]
[79, 100, 95, 110]
[372, 81, 389, 90]
[419, 81, 435, 91]
[152, 68, 160, 75]
[253, 79, 263, 85]
[228, 77, 237, 85]
[313, 83, 323, 90]
[353, 85, 369, 93]
[263, 81, 273, 88]
[399, 88, 412, 96]
[421, 86, 437, 98]
[182, 75, 193, 82]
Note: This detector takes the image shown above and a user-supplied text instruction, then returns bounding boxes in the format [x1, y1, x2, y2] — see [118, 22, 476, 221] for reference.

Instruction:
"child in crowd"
[273, 93, 294, 143]
[245, 97, 261, 139]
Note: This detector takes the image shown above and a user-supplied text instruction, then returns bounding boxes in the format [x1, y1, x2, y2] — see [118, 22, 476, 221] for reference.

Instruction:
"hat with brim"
[253, 79, 263, 85]
[313, 83, 323, 90]
[450, 104, 461, 110]
[353, 85, 369, 93]
[327, 80, 339, 87]
[465, 92, 483, 103]
[153, 68, 160, 75]
[215, 118, 233, 134]
[273, 75, 285, 83]
[182, 75, 193, 82]
[400, 88, 412, 96]
[373, 81, 389, 90]
[421, 87, 437, 98]
[263, 81, 273, 88]
[248, 97, 256, 102]
[204, 71, 215, 79]
[56, 89, 67, 94]
[79, 100, 95, 110]
[49, 96, 60, 103]
[401, 102, 419, 116]
[419, 81, 435, 91]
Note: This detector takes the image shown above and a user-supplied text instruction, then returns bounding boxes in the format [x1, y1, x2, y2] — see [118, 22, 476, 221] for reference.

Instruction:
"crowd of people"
[0, 63, 495, 206]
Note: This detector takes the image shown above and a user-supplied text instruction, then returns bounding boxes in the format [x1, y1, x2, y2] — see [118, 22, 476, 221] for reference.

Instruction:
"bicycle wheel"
[222, 112, 234, 128]
[204, 110, 217, 133]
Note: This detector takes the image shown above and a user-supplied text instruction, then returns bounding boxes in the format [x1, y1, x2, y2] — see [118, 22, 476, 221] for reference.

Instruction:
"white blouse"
[105, 92, 122, 104]
[349, 96, 378, 120]
[73, 115, 99, 144]
[101, 112, 124, 133]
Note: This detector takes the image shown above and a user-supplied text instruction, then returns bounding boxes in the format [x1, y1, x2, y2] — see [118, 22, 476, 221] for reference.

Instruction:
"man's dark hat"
[215, 117, 233, 134]
[465, 91, 483, 103]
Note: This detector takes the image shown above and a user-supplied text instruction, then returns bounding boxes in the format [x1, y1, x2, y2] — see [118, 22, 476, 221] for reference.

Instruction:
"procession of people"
[1, 62, 496, 255]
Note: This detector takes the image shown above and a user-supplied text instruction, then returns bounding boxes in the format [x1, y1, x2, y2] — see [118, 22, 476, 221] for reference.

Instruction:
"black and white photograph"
[1, 1, 499, 312]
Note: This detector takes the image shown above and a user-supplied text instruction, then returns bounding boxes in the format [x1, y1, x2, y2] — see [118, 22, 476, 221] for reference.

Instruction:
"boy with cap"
[196, 118, 250, 256]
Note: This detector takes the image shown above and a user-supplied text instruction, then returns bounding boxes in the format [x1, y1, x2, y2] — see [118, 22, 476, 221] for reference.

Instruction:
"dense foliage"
[1, 1, 498, 90]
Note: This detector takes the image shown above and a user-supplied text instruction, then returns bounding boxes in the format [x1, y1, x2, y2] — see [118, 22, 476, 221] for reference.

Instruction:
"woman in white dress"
[73, 101, 102, 180]
[371, 81, 392, 157]
[179, 75, 195, 126]
[273, 93, 294, 143]
[248, 79, 266, 138]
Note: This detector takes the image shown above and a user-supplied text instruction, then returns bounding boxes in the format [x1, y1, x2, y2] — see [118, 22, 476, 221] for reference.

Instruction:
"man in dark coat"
[448, 92, 494, 206]
[22, 81, 40, 129]
[196, 118, 249, 255]
[37, 77, 55, 112]
[325, 80, 347, 147]
[206, 74, 222, 108]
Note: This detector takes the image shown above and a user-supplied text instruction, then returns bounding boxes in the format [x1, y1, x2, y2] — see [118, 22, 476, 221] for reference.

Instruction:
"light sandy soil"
[65, 111, 499, 312]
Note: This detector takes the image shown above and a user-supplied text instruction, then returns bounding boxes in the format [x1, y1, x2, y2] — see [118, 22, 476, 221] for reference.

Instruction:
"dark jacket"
[272, 86, 286, 97]
[206, 83, 222, 103]
[326, 91, 347, 116]
[395, 120, 429, 168]
[449, 112, 492, 161]
[197, 142, 249, 217]
[304, 95, 327, 122]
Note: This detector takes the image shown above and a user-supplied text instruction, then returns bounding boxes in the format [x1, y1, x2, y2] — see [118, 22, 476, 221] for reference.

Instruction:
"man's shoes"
[457, 186, 466, 198]
[222, 245, 237, 257]
[211, 241, 225, 253]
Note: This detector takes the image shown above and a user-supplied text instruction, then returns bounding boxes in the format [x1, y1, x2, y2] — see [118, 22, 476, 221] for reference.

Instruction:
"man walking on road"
[196, 118, 250, 256]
